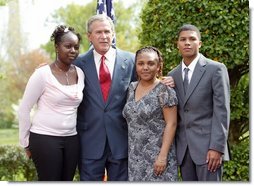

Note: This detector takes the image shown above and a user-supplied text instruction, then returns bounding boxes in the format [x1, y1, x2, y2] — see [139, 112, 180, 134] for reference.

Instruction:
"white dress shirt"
[181, 53, 200, 83]
[93, 47, 116, 79]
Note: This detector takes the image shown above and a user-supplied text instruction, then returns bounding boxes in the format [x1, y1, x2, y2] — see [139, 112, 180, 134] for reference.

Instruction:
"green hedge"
[0, 145, 36, 181]
[0, 145, 80, 181]
[223, 139, 249, 181]
[0, 140, 249, 181]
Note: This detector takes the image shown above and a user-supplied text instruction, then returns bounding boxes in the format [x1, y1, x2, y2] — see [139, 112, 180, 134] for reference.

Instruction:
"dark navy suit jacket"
[75, 48, 135, 160]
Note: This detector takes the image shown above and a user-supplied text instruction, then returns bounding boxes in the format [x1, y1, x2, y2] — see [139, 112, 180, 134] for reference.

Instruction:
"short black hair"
[177, 24, 201, 40]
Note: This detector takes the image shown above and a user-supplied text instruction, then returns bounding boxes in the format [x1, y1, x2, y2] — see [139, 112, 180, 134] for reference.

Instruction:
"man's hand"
[160, 76, 175, 88]
[206, 149, 222, 172]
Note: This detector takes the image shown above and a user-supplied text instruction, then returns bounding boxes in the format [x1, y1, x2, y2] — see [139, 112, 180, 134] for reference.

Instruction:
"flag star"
[111, 9, 115, 16]
[98, 0, 103, 6]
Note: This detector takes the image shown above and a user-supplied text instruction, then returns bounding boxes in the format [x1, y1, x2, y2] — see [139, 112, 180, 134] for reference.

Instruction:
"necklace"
[54, 62, 72, 85]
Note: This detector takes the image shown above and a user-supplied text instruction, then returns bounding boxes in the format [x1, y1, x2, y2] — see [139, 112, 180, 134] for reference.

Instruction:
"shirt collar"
[93, 47, 116, 62]
[182, 53, 200, 72]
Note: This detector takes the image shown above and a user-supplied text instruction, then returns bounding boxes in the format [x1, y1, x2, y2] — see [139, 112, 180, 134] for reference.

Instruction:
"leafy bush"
[223, 139, 249, 181]
[0, 129, 19, 145]
[140, 0, 249, 145]
[0, 145, 36, 181]
[0, 142, 249, 181]
[0, 145, 80, 181]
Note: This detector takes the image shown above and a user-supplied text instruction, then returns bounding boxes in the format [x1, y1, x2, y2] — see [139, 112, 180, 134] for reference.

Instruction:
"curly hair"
[50, 25, 82, 46]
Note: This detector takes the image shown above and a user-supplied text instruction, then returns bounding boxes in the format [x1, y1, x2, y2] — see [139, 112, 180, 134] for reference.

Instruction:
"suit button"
[184, 109, 189, 112]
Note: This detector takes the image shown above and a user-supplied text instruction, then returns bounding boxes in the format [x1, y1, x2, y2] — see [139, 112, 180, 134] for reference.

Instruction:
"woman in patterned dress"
[122, 46, 178, 181]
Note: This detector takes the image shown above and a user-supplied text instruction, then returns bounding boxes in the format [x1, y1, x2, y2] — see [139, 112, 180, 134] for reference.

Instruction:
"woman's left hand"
[25, 148, 32, 159]
[153, 157, 167, 176]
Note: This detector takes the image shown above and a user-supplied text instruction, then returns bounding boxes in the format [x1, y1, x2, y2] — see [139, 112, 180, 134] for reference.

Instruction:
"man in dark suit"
[168, 24, 230, 181]
[74, 14, 136, 181]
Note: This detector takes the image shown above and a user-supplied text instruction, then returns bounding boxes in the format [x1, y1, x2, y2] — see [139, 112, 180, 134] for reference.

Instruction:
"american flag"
[96, 0, 116, 46]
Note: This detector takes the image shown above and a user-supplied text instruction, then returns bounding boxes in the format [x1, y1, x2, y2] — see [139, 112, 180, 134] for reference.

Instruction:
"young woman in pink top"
[18, 25, 84, 181]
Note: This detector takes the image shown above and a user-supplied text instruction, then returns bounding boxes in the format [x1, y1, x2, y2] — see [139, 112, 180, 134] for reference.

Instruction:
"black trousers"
[29, 132, 79, 181]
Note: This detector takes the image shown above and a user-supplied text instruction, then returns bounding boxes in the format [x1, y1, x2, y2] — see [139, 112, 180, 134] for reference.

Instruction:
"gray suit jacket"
[168, 54, 230, 165]
[75, 48, 135, 159]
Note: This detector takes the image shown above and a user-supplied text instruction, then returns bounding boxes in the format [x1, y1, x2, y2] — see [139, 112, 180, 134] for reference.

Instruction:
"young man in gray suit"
[168, 24, 230, 181]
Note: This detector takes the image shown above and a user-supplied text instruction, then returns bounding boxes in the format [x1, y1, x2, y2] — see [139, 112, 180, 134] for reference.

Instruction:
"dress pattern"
[123, 81, 178, 181]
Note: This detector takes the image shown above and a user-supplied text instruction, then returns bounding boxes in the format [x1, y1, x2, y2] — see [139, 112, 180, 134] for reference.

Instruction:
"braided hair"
[50, 25, 82, 46]
[135, 46, 164, 78]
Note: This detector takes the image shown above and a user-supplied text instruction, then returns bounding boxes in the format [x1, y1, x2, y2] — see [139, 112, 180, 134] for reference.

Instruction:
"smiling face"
[87, 20, 114, 55]
[56, 32, 80, 65]
[135, 51, 161, 82]
[177, 30, 202, 64]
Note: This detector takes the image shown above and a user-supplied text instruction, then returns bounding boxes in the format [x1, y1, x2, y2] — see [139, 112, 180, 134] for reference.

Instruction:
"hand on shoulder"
[160, 76, 175, 88]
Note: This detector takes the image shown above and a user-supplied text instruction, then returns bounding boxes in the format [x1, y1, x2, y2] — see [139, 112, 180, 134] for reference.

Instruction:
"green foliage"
[0, 50, 50, 129]
[0, 117, 13, 129]
[140, 0, 249, 144]
[0, 145, 37, 181]
[230, 74, 249, 121]
[113, 1, 142, 52]
[140, 0, 249, 180]
[229, 74, 249, 142]
[223, 139, 249, 181]
[0, 145, 80, 181]
[0, 0, 7, 6]
[0, 128, 18, 145]
[41, 3, 92, 60]
[0, 140, 249, 181]
[140, 0, 248, 71]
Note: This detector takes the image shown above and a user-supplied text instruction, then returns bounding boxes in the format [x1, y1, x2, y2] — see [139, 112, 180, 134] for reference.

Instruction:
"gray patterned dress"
[122, 81, 178, 181]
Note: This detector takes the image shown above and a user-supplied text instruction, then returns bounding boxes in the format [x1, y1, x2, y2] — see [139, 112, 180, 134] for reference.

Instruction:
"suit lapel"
[105, 50, 128, 107]
[174, 65, 185, 103]
[82, 50, 104, 103]
[184, 55, 207, 105]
